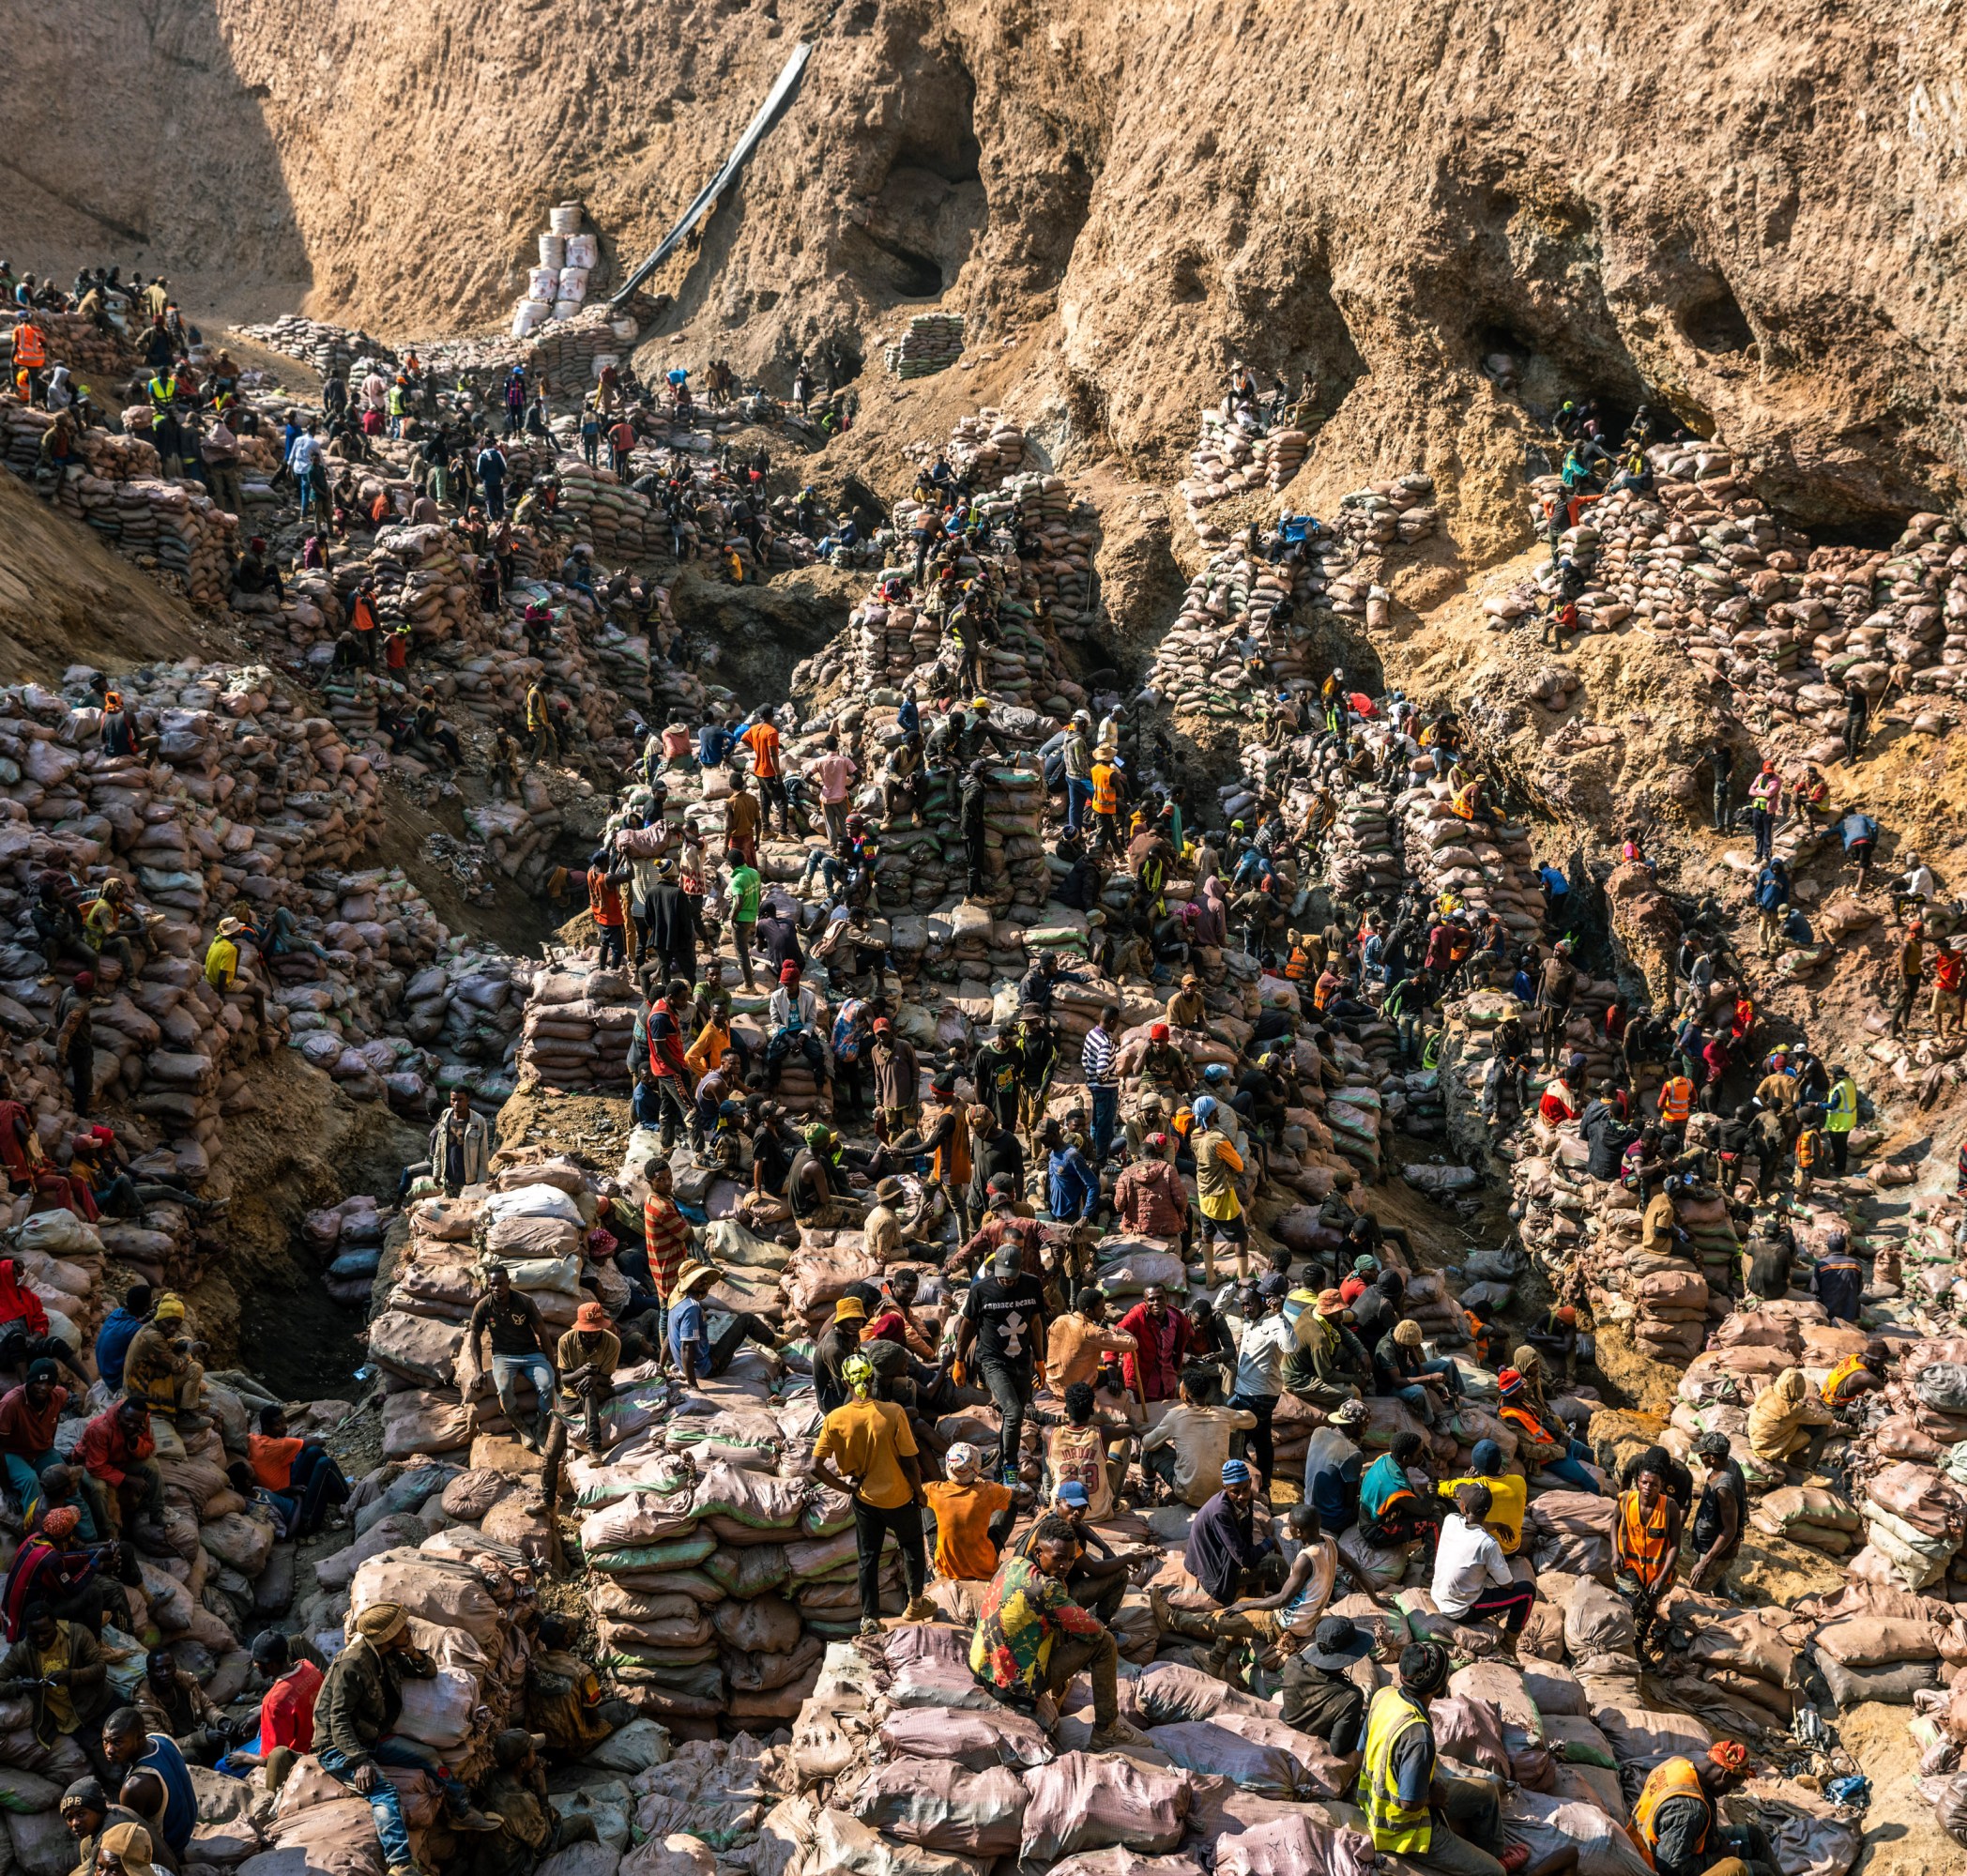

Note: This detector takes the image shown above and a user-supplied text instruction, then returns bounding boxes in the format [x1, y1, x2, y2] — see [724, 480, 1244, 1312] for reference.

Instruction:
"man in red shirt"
[0, 1359, 69, 1526]
[608, 418, 636, 480]
[1115, 1285, 1197, 1406]
[740, 715, 789, 835]
[226, 1630, 324, 1776]
[78, 1398, 165, 1535]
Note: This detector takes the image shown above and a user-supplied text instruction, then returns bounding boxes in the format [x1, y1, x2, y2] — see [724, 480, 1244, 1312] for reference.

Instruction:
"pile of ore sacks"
[421, 301, 645, 400]
[1522, 439, 1967, 750]
[1142, 536, 1361, 724]
[1178, 409, 1312, 539]
[0, 662, 543, 1278]
[6, 308, 139, 379]
[883, 313, 965, 380]
[235, 314, 399, 376]
[1333, 477, 1440, 549]
[938, 409, 1028, 482]
[516, 955, 640, 1094]
[3, 395, 240, 605]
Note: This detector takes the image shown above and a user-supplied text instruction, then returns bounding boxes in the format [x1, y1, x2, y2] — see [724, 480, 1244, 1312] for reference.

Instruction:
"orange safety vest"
[1090, 763, 1119, 815]
[1499, 1399, 1559, 1450]
[1613, 1487, 1672, 1587]
[587, 869, 622, 926]
[1822, 1352, 1868, 1405]
[1285, 945, 1313, 983]
[931, 1102, 970, 1186]
[1450, 782, 1481, 820]
[12, 325, 46, 370]
[1626, 1757, 1711, 1870]
[1657, 1076, 1693, 1123]
[1797, 1129, 1822, 1167]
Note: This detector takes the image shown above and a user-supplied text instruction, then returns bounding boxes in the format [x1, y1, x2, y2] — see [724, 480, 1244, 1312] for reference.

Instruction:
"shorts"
[1204, 1213, 1248, 1243]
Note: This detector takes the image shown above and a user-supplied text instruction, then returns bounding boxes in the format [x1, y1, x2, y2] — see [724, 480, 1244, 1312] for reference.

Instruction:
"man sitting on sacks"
[119, 1295, 208, 1435]
[313, 1602, 502, 1874]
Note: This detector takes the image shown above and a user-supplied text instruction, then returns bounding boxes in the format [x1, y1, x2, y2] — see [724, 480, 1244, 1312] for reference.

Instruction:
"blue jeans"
[320, 1739, 473, 1867]
[3, 1451, 62, 1530]
[1066, 776, 1093, 833]
[490, 1351, 556, 1447]
[1542, 1441, 1601, 1494]
[1089, 1084, 1119, 1162]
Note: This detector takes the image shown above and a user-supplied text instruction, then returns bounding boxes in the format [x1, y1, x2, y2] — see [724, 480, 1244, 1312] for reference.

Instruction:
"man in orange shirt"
[247, 1404, 349, 1538]
[740, 714, 790, 835]
[921, 1441, 1016, 1580]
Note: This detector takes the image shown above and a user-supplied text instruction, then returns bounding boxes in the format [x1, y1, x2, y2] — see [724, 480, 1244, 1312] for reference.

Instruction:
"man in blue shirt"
[1046, 1132, 1099, 1224]
[666, 1263, 778, 1386]
[93, 1285, 152, 1394]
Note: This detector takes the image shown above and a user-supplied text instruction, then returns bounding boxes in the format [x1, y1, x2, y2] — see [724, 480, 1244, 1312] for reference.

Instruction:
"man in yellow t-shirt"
[812, 1354, 936, 1635]
[1436, 1439, 1527, 1554]
[921, 1441, 1015, 1581]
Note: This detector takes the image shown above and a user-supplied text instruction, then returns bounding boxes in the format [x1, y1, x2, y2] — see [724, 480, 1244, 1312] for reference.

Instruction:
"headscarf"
[841, 1353, 876, 1401]
[40, 1506, 79, 1540]
[1708, 1741, 1750, 1774]
[1193, 1095, 1219, 1127]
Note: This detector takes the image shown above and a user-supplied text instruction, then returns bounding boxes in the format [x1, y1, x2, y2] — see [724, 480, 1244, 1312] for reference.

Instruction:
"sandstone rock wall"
[8, 0, 1964, 536]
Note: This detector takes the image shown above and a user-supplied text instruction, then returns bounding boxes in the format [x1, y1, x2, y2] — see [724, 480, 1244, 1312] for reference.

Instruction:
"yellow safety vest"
[1358, 1685, 1433, 1854]
[1822, 1352, 1868, 1405]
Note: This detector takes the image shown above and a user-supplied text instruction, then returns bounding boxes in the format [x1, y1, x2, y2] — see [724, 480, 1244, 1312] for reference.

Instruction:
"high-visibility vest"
[1626, 1757, 1710, 1869]
[13, 326, 47, 369]
[1358, 1686, 1433, 1853]
[1614, 1487, 1672, 1587]
[587, 870, 621, 926]
[1500, 1399, 1560, 1449]
[1822, 1352, 1868, 1405]
[1285, 945, 1313, 982]
[1450, 781, 1482, 819]
[1090, 763, 1118, 815]
[1796, 1129, 1822, 1168]
[1824, 1078, 1857, 1133]
[1658, 1076, 1693, 1122]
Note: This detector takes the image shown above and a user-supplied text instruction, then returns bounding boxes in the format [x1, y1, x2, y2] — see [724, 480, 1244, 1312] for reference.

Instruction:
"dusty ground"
[1840, 1701, 1957, 1876]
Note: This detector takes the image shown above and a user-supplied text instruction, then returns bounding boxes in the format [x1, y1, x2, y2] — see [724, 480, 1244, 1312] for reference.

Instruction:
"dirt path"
[1840, 1701, 1952, 1876]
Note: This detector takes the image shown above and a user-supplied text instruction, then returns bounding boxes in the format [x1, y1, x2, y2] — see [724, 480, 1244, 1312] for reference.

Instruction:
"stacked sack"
[234, 314, 398, 375]
[1144, 538, 1355, 724]
[516, 956, 639, 1093]
[1334, 476, 1439, 547]
[1395, 785, 1545, 946]
[883, 313, 964, 379]
[940, 410, 1027, 482]
[1523, 443, 1967, 752]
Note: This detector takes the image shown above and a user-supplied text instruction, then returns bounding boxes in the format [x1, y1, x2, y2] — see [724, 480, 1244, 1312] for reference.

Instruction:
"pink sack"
[849, 1760, 1027, 1856]
[1019, 1752, 1190, 1862]
[876, 1705, 1055, 1770]
[1212, 1816, 1378, 1876]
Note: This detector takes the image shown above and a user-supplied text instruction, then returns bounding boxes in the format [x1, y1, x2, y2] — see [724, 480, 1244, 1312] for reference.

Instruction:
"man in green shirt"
[725, 854, 762, 990]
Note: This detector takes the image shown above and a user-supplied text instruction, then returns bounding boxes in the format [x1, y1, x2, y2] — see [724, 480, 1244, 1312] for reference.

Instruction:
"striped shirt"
[1080, 1025, 1117, 1088]
[642, 1194, 692, 1299]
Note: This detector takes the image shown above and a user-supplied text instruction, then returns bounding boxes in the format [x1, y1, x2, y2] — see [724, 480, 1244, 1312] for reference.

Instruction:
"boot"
[900, 1595, 938, 1624]
[1149, 1586, 1218, 1642]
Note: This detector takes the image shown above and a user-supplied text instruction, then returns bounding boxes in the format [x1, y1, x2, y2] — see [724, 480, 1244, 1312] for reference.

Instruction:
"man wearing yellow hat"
[316, 1602, 501, 1871]
[120, 1296, 207, 1430]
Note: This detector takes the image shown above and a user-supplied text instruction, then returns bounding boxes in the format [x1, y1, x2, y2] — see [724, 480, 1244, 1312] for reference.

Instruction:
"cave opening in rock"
[1679, 279, 1756, 356]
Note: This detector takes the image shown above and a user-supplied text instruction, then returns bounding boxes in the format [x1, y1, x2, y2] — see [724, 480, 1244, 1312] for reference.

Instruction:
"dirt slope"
[15, 1, 1964, 542]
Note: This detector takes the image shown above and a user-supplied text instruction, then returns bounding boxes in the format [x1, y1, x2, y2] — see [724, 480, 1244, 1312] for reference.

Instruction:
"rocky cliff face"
[12, 1, 1966, 543]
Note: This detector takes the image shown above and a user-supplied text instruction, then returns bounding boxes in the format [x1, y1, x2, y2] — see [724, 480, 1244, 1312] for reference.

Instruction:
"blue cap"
[1221, 1459, 1251, 1485]
[1202, 1063, 1231, 1083]
[1056, 1482, 1090, 1507]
